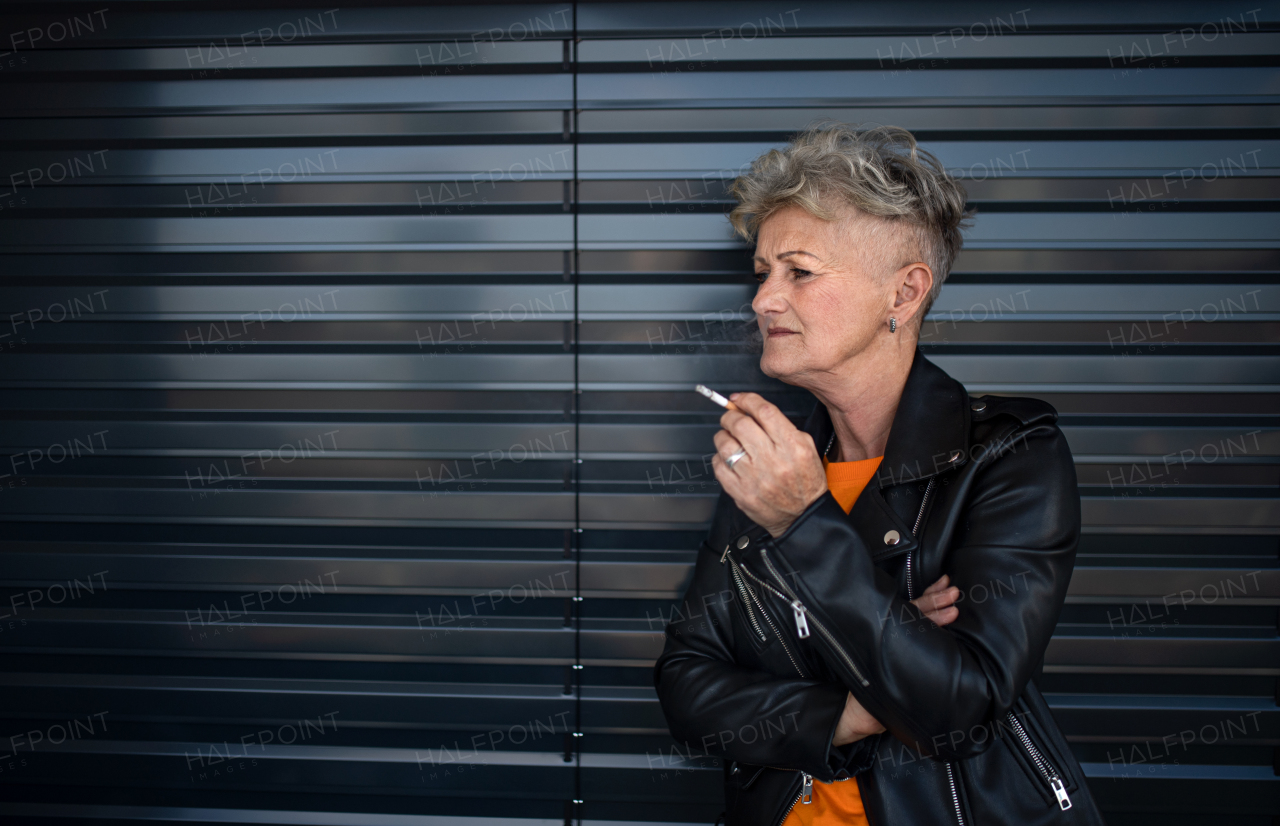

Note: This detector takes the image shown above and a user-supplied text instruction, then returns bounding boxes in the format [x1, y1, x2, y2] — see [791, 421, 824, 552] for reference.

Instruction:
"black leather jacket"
[654, 351, 1105, 826]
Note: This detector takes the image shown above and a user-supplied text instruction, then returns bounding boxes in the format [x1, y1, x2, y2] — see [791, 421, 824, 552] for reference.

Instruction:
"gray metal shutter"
[0, 2, 1274, 823]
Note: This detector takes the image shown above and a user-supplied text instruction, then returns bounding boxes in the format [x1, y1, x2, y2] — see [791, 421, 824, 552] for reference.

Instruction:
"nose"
[751, 266, 789, 320]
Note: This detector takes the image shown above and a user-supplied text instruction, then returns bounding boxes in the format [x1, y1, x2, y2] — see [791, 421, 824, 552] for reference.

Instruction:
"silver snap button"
[883, 530, 900, 546]
[971, 401, 986, 413]
[736, 536, 749, 549]
[950, 450, 962, 462]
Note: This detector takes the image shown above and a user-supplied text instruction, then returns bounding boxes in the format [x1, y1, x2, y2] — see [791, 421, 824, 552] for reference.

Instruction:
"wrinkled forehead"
[755, 202, 918, 275]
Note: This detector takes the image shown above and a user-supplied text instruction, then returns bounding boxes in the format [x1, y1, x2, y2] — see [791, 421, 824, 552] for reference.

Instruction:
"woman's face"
[751, 204, 904, 385]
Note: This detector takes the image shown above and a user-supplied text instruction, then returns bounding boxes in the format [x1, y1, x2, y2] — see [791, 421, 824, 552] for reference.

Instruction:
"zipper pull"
[801, 772, 813, 804]
[1050, 777, 1072, 810]
[791, 601, 810, 639]
[720, 544, 731, 564]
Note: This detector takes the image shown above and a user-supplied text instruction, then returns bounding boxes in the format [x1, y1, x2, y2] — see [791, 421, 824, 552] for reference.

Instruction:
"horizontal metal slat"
[0, 489, 578, 528]
[0, 5, 577, 44]
[0, 283, 578, 317]
[5, 610, 577, 663]
[577, 3, 1280, 35]
[0, 421, 577, 452]
[0, 144, 575, 185]
[0, 550, 577, 595]
[578, 104, 1280, 134]
[2, 111, 568, 142]
[577, 67, 1280, 107]
[0, 75, 575, 114]
[578, 33, 1280, 64]
[16, 41, 564, 73]
[0, 353, 576, 388]
[0, 215, 576, 253]
[0, 802, 579, 825]
[578, 140, 1280, 176]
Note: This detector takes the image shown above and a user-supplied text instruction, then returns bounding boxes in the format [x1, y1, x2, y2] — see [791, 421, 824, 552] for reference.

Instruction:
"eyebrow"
[752, 249, 822, 264]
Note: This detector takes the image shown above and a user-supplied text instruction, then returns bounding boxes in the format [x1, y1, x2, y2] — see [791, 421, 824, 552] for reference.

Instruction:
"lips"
[767, 327, 797, 338]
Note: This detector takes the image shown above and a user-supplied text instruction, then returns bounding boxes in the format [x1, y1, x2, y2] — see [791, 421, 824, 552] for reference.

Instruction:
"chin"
[758, 351, 799, 384]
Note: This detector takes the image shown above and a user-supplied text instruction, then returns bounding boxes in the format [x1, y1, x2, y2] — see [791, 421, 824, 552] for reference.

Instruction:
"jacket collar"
[801, 349, 971, 488]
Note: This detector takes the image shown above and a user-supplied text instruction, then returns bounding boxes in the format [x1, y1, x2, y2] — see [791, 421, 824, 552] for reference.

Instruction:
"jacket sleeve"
[653, 515, 878, 782]
[765, 422, 1079, 761]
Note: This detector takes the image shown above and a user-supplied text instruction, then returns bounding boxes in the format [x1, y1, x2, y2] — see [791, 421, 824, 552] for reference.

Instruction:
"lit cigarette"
[695, 384, 738, 411]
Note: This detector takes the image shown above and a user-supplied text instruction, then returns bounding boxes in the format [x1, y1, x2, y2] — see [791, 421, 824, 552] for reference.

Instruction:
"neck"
[809, 337, 915, 462]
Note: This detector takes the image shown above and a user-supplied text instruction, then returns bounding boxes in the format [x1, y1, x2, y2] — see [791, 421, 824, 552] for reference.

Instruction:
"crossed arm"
[654, 535, 961, 779]
[711, 392, 960, 747]
[834, 575, 959, 745]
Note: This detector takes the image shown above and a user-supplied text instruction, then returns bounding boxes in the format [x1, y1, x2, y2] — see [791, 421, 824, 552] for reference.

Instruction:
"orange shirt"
[781, 453, 882, 826]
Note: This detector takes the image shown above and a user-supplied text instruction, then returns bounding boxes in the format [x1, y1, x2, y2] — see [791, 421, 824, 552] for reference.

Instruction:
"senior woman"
[654, 125, 1104, 826]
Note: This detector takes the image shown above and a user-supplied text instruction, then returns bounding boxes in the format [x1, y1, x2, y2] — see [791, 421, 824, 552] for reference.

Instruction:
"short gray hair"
[729, 123, 973, 315]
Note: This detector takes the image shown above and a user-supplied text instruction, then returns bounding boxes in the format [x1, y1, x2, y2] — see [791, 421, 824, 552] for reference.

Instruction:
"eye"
[753, 271, 768, 283]
[791, 267, 814, 278]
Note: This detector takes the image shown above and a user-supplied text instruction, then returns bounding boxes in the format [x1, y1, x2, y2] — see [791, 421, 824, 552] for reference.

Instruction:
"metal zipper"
[725, 551, 808, 678]
[1006, 712, 1072, 810]
[945, 763, 965, 826]
[744, 551, 871, 688]
[911, 477, 936, 538]
[727, 559, 768, 643]
[908, 475, 968, 826]
[905, 476, 936, 601]
[771, 771, 813, 826]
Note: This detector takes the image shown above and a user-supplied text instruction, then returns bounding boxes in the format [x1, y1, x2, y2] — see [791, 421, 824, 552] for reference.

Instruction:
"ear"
[891, 263, 934, 330]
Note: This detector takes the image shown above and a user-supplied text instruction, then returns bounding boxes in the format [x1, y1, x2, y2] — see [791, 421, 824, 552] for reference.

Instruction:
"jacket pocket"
[751, 547, 871, 688]
[725, 553, 809, 679]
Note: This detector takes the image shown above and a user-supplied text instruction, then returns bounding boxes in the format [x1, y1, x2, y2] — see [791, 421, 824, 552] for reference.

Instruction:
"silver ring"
[725, 449, 748, 469]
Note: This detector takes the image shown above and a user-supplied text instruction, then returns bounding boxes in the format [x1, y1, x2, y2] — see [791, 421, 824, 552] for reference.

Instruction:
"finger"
[932, 586, 960, 608]
[917, 586, 960, 611]
[728, 392, 794, 445]
[719, 407, 772, 457]
[712, 432, 750, 472]
[712, 429, 742, 457]
[923, 607, 958, 626]
[911, 586, 958, 614]
[925, 606, 960, 627]
[921, 574, 950, 595]
[713, 430, 755, 480]
[711, 449, 749, 499]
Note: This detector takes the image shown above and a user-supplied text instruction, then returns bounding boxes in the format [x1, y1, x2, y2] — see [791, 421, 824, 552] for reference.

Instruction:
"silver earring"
[889, 317, 897, 333]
